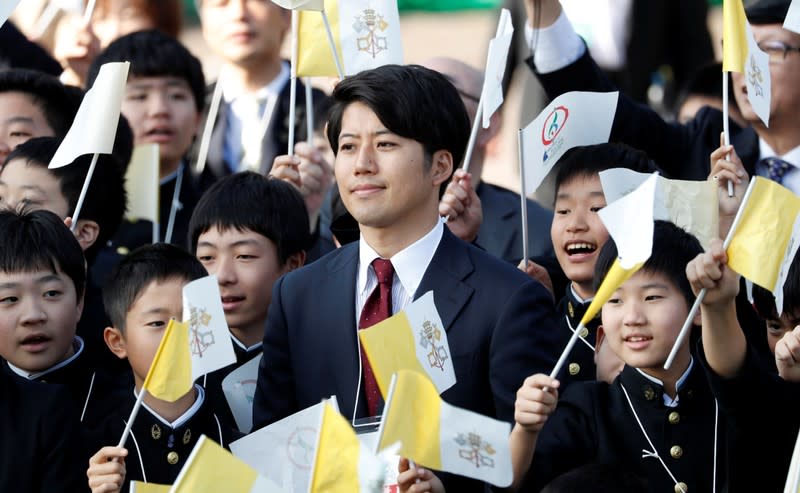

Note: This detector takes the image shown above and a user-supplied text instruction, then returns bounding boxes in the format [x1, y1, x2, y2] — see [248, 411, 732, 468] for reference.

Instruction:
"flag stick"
[321, 10, 345, 80]
[194, 74, 224, 175]
[549, 321, 587, 379]
[664, 178, 757, 370]
[461, 98, 484, 172]
[305, 77, 315, 142]
[374, 373, 398, 454]
[517, 129, 530, 266]
[152, 221, 159, 245]
[117, 387, 147, 447]
[288, 9, 299, 156]
[69, 153, 99, 231]
[83, 0, 97, 24]
[164, 165, 183, 244]
[722, 73, 735, 197]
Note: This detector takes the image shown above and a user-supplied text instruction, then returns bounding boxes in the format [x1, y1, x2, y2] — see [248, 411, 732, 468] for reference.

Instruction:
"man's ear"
[594, 325, 606, 361]
[104, 327, 128, 360]
[73, 219, 100, 252]
[282, 251, 306, 273]
[430, 150, 453, 188]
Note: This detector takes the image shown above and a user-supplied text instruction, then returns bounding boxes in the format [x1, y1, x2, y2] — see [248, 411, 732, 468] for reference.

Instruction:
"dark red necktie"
[358, 258, 394, 416]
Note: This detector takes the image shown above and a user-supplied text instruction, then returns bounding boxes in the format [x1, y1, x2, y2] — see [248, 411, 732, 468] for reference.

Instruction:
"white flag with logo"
[481, 8, 514, 128]
[599, 168, 719, 250]
[744, 22, 772, 127]
[520, 91, 618, 194]
[49, 62, 129, 168]
[222, 355, 261, 433]
[599, 173, 658, 269]
[182, 275, 236, 381]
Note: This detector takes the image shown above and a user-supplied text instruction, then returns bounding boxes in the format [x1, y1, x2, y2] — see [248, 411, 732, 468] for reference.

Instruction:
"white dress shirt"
[755, 139, 800, 194]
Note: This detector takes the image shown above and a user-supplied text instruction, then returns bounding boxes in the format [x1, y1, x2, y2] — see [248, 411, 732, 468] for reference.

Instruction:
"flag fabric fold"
[125, 144, 160, 224]
[182, 275, 237, 382]
[722, 0, 748, 73]
[377, 370, 513, 488]
[480, 8, 513, 128]
[358, 291, 456, 398]
[130, 482, 171, 493]
[142, 319, 193, 402]
[273, 0, 324, 10]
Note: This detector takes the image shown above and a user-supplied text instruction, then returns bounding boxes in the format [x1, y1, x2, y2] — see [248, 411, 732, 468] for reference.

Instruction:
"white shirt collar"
[636, 357, 695, 407]
[231, 333, 263, 353]
[7, 336, 84, 380]
[220, 62, 290, 103]
[758, 138, 800, 168]
[138, 384, 205, 429]
[569, 283, 594, 304]
[357, 219, 444, 300]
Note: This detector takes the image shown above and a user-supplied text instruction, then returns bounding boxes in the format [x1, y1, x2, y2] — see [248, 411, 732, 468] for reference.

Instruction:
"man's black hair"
[753, 249, 800, 319]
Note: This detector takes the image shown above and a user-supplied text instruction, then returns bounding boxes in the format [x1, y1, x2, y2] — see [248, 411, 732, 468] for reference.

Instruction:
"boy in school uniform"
[86, 244, 241, 493]
[87, 29, 206, 249]
[187, 171, 309, 430]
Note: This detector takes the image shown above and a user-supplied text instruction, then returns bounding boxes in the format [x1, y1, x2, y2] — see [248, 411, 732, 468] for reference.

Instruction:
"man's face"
[732, 24, 800, 129]
[121, 76, 201, 176]
[0, 158, 70, 218]
[199, 0, 289, 68]
[93, 0, 157, 47]
[0, 92, 56, 163]
[0, 267, 82, 373]
[334, 102, 449, 233]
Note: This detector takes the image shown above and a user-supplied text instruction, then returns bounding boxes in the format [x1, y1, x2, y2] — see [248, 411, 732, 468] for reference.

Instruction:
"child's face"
[551, 174, 609, 298]
[196, 226, 289, 338]
[601, 269, 694, 379]
[0, 92, 56, 163]
[0, 158, 70, 218]
[766, 312, 800, 353]
[93, 0, 157, 48]
[121, 76, 201, 176]
[117, 278, 185, 388]
[0, 267, 82, 372]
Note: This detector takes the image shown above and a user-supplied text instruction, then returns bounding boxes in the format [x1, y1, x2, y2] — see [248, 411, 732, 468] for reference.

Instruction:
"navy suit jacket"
[253, 228, 560, 490]
[527, 51, 760, 180]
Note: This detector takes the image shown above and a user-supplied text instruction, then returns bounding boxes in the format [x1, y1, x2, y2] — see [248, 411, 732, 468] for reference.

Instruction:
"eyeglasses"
[757, 40, 800, 62]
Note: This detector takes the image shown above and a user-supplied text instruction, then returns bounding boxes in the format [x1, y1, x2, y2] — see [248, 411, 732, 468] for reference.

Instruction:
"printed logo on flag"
[354, 8, 392, 58]
[747, 55, 765, 97]
[286, 426, 317, 470]
[455, 432, 498, 469]
[541, 105, 569, 162]
[418, 319, 449, 372]
[187, 305, 216, 358]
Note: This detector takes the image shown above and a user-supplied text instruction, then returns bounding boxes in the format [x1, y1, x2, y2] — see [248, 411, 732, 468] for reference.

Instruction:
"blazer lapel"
[207, 95, 229, 176]
[415, 229, 475, 333]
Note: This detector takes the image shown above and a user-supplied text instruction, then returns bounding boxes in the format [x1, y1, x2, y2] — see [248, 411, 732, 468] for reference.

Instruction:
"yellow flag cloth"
[125, 144, 159, 224]
[297, 0, 342, 77]
[581, 259, 644, 325]
[130, 481, 170, 493]
[723, 0, 748, 72]
[142, 319, 192, 402]
[727, 177, 800, 292]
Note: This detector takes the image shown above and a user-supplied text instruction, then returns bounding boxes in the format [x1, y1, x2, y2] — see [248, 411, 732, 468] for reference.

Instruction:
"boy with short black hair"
[751, 252, 800, 354]
[188, 171, 309, 430]
[88, 29, 205, 248]
[510, 221, 728, 493]
[87, 243, 240, 492]
[548, 143, 658, 383]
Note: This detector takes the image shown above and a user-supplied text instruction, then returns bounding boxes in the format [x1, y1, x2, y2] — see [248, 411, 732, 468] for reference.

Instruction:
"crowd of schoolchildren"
[1, 0, 800, 492]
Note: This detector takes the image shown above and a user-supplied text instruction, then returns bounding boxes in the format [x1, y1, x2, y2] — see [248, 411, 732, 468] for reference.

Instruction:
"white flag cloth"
[222, 355, 261, 433]
[598, 173, 658, 269]
[182, 275, 236, 381]
[744, 22, 772, 127]
[49, 62, 129, 168]
[0, 1, 21, 27]
[125, 144, 160, 224]
[784, 0, 800, 34]
[599, 168, 719, 250]
[520, 91, 618, 194]
[272, 0, 324, 9]
[232, 399, 337, 493]
[481, 8, 514, 128]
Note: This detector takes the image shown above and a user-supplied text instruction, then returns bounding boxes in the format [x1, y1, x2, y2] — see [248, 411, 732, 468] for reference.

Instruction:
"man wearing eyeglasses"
[523, 0, 800, 193]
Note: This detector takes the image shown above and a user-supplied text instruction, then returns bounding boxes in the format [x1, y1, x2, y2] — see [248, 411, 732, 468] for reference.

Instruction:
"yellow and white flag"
[309, 402, 386, 493]
[377, 370, 513, 488]
[125, 144, 160, 226]
[726, 177, 800, 314]
[130, 482, 170, 493]
[49, 62, 129, 168]
[182, 275, 237, 382]
[358, 291, 456, 398]
[297, 0, 403, 77]
[599, 168, 718, 250]
[722, 0, 748, 73]
[480, 8, 513, 128]
[169, 435, 284, 493]
[142, 319, 193, 402]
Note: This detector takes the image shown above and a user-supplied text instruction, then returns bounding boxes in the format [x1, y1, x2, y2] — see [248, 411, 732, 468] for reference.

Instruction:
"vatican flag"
[182, 275, 236, 381]
[297, 0, 403, 77]
[377, 370, 512, 487]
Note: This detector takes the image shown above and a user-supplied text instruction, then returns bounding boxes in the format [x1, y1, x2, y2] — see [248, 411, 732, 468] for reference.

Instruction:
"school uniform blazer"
[253, 228, 560, 489]
[526, 51, 760, 180]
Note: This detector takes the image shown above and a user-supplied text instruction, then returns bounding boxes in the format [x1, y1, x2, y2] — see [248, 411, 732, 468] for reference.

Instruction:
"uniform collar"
[7, 336, 84, 380]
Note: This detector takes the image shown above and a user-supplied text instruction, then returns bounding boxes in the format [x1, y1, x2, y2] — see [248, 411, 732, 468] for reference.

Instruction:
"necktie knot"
[760, 156, 793, 185]
[371, 258, 394, 285]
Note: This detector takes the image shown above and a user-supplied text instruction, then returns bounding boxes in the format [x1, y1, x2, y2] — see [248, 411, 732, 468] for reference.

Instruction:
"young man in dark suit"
[254, 64, 561, 492]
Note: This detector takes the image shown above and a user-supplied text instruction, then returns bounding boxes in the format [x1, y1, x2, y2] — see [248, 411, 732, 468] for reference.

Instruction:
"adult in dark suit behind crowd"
[253, 64, 560, 492]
